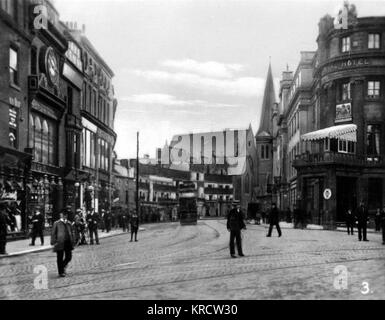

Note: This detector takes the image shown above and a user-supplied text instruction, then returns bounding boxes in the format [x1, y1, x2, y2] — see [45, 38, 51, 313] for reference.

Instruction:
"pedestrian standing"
[346, 208, 354, 235]
[226, 201, 246, 258]
[0, 202, 11, 255]
[266, 203, 282, 237]
[380, 206, 385, 245]
[51, 211, 75, 278]
[30, 209, 45, 246]
[375, 208, 381, 232]
[130, 212, 139, 242]
[87, 209, 100, 245]
[355, 201, 369, 242]
[103, 210, 111, 233]
[122, 211, 129, 232]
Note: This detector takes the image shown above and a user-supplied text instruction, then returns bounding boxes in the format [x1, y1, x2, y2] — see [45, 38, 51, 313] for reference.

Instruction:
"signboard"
[323, 188, 332, 200]
[336, 103, 352, 123]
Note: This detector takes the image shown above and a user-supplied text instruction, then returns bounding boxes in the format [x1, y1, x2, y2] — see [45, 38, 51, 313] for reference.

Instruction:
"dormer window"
[341, 36, 350, 53]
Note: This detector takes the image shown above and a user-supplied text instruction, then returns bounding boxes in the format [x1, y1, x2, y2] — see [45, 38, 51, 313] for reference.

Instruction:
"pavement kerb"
[245, 222, 380, 234]
[0, 230, 128, 259]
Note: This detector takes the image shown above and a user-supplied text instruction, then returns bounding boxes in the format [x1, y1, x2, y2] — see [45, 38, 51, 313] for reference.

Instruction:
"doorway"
[336, 177, 357, 222]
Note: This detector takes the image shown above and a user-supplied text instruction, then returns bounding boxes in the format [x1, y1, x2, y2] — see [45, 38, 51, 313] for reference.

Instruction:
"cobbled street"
[0, 220, 384, 300]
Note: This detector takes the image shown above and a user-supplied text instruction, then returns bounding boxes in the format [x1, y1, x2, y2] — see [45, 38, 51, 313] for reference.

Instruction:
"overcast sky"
[55, 0, 385, 159]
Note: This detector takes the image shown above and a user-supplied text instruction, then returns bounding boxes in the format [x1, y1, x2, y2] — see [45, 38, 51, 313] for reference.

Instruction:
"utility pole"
[136, 132, 140, 218]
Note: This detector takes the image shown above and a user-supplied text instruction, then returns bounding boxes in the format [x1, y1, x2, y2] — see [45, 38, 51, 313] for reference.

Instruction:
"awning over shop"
[301, 124, 357, 142]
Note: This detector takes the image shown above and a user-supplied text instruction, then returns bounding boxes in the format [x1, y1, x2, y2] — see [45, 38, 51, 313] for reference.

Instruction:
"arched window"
[42, 120, 49, 164]
[34, 116, 42, 162]
[29, 114, 34, 148]
[212, 136, 216, 164]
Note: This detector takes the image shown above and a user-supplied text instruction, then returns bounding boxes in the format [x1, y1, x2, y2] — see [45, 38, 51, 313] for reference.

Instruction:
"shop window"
[366, 124, 381, 159]
[341, 36, 350, 53]
[368, 33, 380, 49]
[9, 107, 18, 148]
[9, 47, 19, 86]
[367, 81, 380, 98]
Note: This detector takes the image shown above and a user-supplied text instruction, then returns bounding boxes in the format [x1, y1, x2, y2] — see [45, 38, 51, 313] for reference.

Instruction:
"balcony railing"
[293, 151, 384, 168]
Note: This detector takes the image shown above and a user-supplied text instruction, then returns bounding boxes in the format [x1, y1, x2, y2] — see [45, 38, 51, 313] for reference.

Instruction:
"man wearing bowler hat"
[227, 201, 246, 258]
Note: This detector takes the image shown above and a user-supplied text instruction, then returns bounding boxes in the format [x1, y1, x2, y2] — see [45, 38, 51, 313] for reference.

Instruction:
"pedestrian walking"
[266, 203, 282, 237]
[346, 208, 354, 235]
[50, 211, 75, 278]
[130, 212, 139, 242]
[0, 202, 11, 255]
[381, 206, 385, 245]
[355, 201, 369, 242]
[30, 209, 45, 246]
[86, 209, 100, 245]
[375, 208, 381, 232]
[226, 201, 246, 258]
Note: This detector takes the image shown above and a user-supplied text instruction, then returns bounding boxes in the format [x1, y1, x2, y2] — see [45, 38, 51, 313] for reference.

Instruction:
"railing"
[293, 152, 384, 167]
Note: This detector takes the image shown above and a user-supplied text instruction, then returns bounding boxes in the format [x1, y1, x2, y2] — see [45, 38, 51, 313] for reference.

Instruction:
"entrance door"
[336, 177, 357, 222]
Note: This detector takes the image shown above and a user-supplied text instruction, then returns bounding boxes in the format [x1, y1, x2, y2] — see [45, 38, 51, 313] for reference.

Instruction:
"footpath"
[0, 229, 127, 259]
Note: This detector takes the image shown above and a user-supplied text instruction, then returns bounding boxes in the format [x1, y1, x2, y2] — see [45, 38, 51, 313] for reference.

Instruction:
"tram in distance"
[178, 181, 198, 226]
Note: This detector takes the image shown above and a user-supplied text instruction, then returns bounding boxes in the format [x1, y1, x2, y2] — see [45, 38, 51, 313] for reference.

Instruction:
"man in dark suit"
[130, 212, 139, 242]
[30, 209, 45, 246]
[86, 209, 100, 245]
[267, 203, 282, 237]
[0, 202, 11, 255]
[51, 211, 75, 277]
[227, 201, 246, 258]
[356, 201, 369, 242]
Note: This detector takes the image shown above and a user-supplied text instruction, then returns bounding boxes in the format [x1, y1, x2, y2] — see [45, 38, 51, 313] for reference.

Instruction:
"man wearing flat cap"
[226, 201, 246, 258]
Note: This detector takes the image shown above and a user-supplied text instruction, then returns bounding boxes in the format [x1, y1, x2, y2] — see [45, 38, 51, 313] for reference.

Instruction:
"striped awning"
[301, 124, 357, 142]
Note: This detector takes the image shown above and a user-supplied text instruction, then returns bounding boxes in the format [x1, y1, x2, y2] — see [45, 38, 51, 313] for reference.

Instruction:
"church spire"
[257, 62, 276, 137]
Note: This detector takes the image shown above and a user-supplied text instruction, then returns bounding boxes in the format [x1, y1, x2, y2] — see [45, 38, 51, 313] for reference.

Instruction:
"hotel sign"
[322, 58, 370, 76]
[335, 103, 352, 123]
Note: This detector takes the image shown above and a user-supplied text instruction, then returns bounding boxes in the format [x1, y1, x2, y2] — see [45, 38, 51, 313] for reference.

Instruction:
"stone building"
[0, 0, 118, 236]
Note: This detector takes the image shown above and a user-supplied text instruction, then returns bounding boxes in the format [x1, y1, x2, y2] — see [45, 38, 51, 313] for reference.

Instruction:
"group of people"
[346, 201, 385, 244]
[51, 208, 141, 277]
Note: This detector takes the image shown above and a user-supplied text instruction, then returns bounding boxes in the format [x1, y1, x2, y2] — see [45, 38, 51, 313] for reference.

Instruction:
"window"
[368, 33, 380, 49]
[9, 107, 17, 148]
[9, 47, 18, 86]
[366, 124, 381, 157]
[67, 87, 73, 114]
[324, 138, 330, 152]
[341, 82, 351, 101]
[341, 36, 350, 52]
[0, 0, 16, 18]
[368, 81, 380, 98]
[31, 114, 57, 165]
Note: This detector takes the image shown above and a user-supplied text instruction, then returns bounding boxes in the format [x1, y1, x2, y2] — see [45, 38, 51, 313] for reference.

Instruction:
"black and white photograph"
[0, 0, 385, 303]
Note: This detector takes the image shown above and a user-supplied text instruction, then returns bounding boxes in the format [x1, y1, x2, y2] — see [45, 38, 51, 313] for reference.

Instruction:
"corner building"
[294, 9, 385, 228]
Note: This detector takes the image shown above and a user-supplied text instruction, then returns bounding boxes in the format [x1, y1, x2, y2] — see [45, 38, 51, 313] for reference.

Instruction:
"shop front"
[0, 146, 32, 235]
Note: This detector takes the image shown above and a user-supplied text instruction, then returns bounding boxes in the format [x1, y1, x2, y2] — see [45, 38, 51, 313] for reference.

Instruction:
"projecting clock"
[45, 47, 59, 86]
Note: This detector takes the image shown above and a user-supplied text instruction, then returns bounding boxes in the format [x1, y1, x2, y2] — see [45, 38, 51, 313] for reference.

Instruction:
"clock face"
[46, 48, 59, 85]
